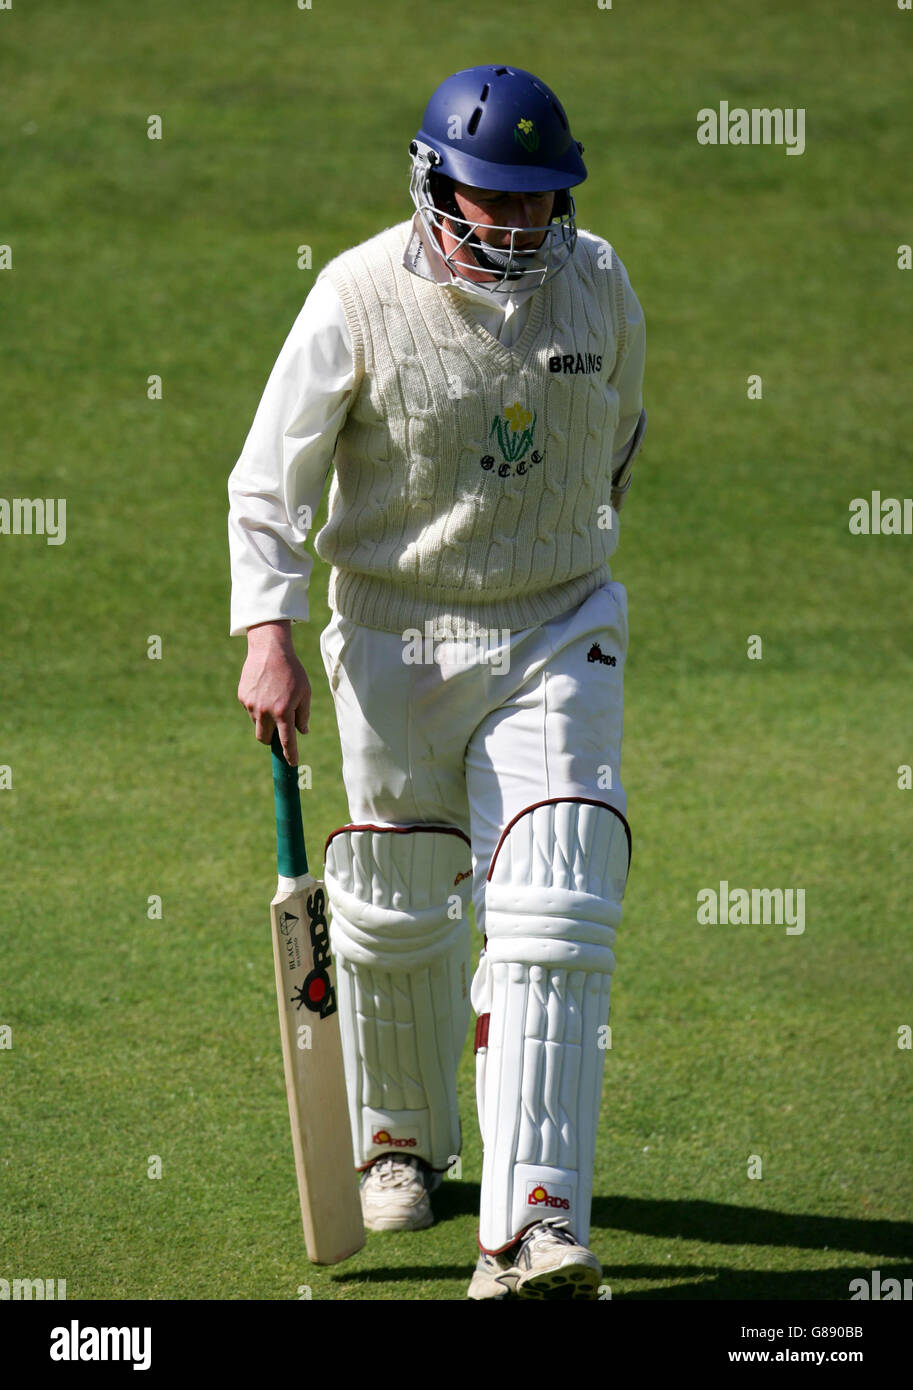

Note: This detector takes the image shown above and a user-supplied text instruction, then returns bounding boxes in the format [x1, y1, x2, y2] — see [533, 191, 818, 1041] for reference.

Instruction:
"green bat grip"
[270, 729, 309, 879]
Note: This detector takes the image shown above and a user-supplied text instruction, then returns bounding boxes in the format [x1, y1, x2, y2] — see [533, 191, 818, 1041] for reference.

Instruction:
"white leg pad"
[474, 799, 631, 1251]
[324, 824, 473, 1173]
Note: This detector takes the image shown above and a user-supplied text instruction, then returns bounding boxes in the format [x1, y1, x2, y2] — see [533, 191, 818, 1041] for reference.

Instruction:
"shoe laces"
[368, 1155, 422, 1188]
[520, 1217, 579, 1253]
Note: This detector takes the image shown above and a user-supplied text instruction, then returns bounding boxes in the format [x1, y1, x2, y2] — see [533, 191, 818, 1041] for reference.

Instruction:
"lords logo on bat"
[280, 887, 337, 1020]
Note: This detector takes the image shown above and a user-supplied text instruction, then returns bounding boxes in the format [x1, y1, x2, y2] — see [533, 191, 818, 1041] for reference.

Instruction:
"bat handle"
[270, 729, 310, 880]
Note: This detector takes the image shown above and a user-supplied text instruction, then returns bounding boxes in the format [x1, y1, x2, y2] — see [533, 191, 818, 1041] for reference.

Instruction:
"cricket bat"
[268, 729, 364, 1264]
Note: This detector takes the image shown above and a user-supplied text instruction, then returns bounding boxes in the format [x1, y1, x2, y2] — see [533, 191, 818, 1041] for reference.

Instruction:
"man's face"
[437, 183, 557, 284]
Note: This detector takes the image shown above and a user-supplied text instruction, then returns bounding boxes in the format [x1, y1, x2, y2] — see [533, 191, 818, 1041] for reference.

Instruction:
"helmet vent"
[467, 106, 483, 135]
[494, 66, 509, 75]
[480, 83, 490, 101]
[552, 100, 568, 130]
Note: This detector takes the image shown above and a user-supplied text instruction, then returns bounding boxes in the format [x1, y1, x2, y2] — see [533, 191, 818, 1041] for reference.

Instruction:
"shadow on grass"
[600, 1262, 913, 1300]
[591, 1195, 913, 1299]
[333, 1264, 477, 1291]
[591, 1195, 913, 1258]
[431, 1180, 482, 1220]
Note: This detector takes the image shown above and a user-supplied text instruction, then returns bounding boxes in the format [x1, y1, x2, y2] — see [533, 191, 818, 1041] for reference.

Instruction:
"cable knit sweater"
[315, 220, 636, 639]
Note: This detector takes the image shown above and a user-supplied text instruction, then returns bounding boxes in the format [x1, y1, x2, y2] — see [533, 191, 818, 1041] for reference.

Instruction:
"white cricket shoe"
[466, 1249, 521, 1300]
[359, 1155, 440, 1232]
[514, 1218, 602, 1298]
[467, 1218, 602, 1300]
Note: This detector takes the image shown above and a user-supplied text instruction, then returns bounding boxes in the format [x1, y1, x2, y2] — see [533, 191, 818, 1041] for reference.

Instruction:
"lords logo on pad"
[373, 1129, 418, 1149]
[526, 1181, 571, 1211]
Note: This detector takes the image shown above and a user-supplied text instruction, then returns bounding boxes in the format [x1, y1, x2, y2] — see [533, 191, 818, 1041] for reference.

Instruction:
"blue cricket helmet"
[413, 64, 587, 192]
[408, 65, 587, 293]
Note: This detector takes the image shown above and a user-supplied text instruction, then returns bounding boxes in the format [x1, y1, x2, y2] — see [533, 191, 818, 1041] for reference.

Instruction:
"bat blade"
[270, 871, 364, 1265]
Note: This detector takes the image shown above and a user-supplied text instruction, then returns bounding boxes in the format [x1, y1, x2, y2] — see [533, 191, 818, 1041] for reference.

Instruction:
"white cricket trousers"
[318, 578, 628, 943]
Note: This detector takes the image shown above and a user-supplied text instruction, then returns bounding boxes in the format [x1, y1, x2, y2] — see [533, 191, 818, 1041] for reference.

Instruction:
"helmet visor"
[409, 151, 577, 294]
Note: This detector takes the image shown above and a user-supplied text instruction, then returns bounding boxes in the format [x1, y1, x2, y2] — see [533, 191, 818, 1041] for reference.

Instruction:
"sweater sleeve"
[227, 277, 355, 636]
[609, 253, 647, 479]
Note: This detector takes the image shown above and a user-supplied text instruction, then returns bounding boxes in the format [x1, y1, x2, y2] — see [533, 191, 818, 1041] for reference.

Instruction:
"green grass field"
[2, 0, 911, 1302]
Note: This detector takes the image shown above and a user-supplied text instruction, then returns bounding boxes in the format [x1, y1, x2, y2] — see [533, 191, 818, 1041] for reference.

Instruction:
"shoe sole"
[515, 1262, 602, 1300]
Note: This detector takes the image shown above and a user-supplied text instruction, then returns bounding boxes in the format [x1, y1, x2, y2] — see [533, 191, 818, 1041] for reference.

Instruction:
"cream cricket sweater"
[317, 220, 632, 639]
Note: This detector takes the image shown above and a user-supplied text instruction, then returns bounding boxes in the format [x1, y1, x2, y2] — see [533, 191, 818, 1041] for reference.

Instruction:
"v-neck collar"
[440, 278, 549, 370]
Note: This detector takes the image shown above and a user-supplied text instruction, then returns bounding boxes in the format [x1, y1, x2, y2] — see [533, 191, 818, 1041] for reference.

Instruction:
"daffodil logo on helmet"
[514, 117, 539, 152]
